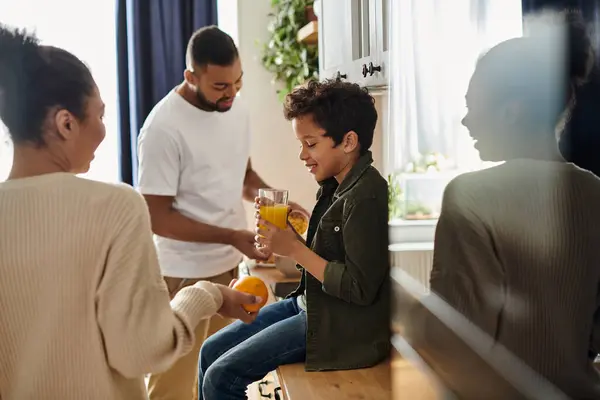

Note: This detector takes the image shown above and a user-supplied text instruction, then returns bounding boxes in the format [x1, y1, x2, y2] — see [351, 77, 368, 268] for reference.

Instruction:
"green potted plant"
[260, 0, 319, 101]
[388, 173, 404, 221]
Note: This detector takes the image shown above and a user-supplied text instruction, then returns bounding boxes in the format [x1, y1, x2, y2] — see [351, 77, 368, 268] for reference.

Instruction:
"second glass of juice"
[258, 188, 289, 229]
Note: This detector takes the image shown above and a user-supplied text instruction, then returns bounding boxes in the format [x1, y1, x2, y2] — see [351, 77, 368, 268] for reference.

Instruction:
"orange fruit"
[232, 276, 269, 312]
[288, 210, 309, 235]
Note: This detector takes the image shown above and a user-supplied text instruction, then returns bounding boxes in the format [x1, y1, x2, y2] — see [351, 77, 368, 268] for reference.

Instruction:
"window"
[0, 0, 118, 182]
[386, 0, 522, 225]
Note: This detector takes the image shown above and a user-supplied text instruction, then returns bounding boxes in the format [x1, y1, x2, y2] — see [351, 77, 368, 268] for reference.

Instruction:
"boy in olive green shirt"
[198, 79, 390, 399]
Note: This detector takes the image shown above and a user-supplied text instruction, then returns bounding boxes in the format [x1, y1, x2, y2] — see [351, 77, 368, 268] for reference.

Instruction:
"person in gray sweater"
[403, 10, 600, 400]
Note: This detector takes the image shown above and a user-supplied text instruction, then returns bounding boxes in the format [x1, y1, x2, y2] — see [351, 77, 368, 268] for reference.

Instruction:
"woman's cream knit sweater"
[0, 173, 223, 399]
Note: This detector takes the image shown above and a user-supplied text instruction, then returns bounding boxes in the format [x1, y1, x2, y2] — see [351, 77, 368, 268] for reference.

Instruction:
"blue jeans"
[198, 298, 306, 400]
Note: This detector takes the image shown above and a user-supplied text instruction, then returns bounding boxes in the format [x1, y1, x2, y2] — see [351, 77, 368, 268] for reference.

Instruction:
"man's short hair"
[186, 25, 238, 69]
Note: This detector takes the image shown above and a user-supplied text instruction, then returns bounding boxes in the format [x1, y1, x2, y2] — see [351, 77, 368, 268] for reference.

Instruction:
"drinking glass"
[258, 188, 289, 229]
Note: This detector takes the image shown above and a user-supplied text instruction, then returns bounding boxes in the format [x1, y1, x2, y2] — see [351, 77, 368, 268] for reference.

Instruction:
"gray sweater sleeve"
[429, 178, 506, 338]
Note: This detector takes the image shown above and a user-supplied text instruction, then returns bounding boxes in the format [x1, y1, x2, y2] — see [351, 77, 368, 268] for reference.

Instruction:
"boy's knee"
[203, 359, 232, 395]
[198, 337, 219, 372]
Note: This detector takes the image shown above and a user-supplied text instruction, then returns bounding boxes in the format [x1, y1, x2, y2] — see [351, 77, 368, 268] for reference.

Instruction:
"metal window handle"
[258, 381, 272, 398]
[368, 62, 382, 76]
[274, 387, 282, 400]
[362, 63, 368, 77]
[336, 71, 347, 80]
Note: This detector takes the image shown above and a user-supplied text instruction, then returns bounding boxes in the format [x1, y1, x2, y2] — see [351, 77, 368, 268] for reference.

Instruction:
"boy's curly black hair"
[283, 79, 377, 154]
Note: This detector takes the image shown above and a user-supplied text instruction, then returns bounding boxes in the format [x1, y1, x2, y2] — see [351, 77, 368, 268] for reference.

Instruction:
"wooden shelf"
[297, 21, 318, 45]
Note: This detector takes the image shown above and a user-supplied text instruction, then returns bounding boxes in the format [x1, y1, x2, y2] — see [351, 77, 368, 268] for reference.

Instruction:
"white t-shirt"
[137, 90, 250, 278]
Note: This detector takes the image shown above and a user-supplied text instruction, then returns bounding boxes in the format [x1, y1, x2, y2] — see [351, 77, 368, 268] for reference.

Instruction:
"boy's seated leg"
[198, 298, 304, 399]
[200, 298, 306, 400]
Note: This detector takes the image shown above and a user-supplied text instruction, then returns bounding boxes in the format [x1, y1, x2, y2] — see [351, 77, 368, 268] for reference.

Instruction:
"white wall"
[217, 0, 239, 46]
[227, 0, 319, 225]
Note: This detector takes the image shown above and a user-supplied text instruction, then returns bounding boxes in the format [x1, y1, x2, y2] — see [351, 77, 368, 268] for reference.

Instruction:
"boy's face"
[293, 115, 354, 182]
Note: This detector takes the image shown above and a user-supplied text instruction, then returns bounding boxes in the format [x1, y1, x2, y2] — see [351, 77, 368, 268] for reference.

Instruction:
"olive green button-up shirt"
[289, 151, 391, 371]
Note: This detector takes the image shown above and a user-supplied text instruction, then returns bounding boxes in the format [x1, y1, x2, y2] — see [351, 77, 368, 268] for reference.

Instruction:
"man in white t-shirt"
[137, 26, 306, 400]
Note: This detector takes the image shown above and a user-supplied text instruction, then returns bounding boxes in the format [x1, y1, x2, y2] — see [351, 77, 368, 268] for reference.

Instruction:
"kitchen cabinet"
[374, 0, 390, 85]
[316, 0, 389, 88]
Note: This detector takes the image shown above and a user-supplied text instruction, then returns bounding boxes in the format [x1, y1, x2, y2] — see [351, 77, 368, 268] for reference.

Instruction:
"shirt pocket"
[315, 217, 345, 261]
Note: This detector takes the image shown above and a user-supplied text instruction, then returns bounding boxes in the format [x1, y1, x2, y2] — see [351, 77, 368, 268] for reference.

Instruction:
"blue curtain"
[116, 0, 218, 185]
[522, 1, 600, 176]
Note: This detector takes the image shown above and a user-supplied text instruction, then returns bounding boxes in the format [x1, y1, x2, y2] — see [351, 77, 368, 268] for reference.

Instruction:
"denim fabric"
[198, 298, 306, 400]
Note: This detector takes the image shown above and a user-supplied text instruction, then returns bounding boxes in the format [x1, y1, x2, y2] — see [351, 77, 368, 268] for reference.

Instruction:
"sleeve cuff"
[137, 186, 178, 197]
[321, 261, 345, 298]
[170, 281, 223, 329]
[194, 281, 224, 309]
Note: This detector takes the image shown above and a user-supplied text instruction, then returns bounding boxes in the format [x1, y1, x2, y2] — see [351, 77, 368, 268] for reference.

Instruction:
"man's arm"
[143, 195, 237, 244]
[243, 158, 270, 201]
[143, 197, 267, 260]
[137, 127, 237, 244]
[137, 126, 266, 260]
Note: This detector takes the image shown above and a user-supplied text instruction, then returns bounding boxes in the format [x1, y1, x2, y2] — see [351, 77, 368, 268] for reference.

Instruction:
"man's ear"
[184, 69, 196, 86]
[342, 131, 359, 154]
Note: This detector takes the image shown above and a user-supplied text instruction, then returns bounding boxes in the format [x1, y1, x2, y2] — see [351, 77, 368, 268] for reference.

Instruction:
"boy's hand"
[255, 218, 300, 258]
[254, 196, 274, 208]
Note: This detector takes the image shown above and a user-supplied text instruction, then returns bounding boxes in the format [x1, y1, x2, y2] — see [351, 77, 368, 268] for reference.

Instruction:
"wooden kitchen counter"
[276, 361, 391, 400]
[275, 350, 444, 400]
[244, 263, 441, 399]
[243, 263, 300, 304]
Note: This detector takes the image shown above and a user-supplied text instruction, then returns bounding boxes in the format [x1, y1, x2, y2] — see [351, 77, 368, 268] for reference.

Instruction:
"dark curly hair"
[0, 24, 95, 146]
[283, 79, 377, 154]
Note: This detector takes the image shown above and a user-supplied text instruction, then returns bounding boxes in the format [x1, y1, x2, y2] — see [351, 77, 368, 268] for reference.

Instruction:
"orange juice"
[260, 204, 289, 229]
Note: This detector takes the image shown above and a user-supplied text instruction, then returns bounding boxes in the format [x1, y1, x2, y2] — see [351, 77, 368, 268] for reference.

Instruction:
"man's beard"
[196, 89, 234, 113]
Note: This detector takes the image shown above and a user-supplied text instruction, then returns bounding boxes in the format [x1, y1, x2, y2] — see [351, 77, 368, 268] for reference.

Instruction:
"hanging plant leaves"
[259, 0, 319, 102]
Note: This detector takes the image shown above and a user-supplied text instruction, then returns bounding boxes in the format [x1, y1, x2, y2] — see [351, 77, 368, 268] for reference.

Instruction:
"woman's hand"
[254, 218, 301, 258]
[215, 280, 262, 324]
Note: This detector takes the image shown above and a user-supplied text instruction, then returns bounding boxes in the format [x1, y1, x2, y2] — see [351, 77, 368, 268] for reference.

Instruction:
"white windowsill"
[388, 219, 436, 249]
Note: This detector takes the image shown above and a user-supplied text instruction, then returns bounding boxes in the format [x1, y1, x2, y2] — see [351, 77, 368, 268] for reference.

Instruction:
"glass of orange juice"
[258, 188, 289, 230]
